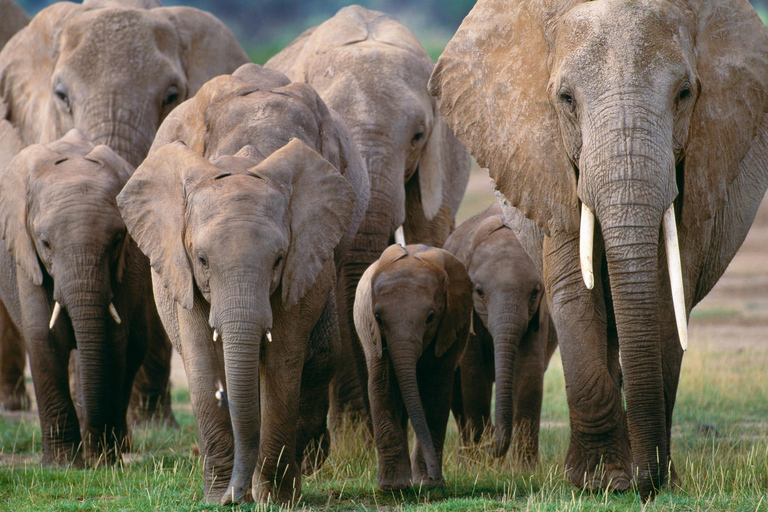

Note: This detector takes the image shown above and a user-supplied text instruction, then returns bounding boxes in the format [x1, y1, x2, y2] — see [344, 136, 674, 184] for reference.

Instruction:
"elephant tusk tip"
[213, 329, 219, 342]
[49, 302, 62, 329]
[394, 225, 406, 247]
[582, 270, 594, 290]
[266, 329, 272, 343]
[109, 303, 122, 324]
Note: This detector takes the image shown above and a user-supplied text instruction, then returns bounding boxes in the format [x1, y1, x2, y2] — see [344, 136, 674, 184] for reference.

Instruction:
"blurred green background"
[14, 0, 767, 64]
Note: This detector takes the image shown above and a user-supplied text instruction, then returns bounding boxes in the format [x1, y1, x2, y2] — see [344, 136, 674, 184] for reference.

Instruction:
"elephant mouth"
[578, 202, 687, 350]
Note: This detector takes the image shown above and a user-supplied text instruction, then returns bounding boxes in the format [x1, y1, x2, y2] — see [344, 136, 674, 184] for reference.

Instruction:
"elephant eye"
[677, 82, 693, 104]
[559, 91, 575, 112]
[411, 129, 425, 148]
[426, 309, 436, 324]
[163, 85, 179, 108]
[41, 239, 51, 251]
[475, 285, 484, 299]
[54, 84, 70, 111]
[198, 255, 209, 268]
[374, 313, 382, 325]
[273, 254, 283, 270]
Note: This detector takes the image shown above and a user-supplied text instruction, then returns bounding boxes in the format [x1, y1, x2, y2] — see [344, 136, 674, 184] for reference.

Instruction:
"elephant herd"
[1, 0, 767, 505]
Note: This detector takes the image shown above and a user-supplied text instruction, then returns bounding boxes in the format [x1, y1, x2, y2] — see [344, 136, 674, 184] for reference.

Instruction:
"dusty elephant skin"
[266, 6, 472, 428]
[0, 0, 28, 50]
[0, 129, 160, 466]
[0, 0, 248, 420]
[430, 0, 768, 500]
[444, 203, 558, 466]
[354, 244, 472, 490]
[117, 64, 368, 505]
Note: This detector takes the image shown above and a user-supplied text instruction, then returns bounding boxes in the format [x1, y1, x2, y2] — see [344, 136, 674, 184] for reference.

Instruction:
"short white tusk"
[49, 302, 62, 329]
[663, 205, 688, 351]
[580, 203, 595, 290]
[266, 329, 272, 343]
[394, 225, 406, 247]
[213, 329, 219, 342]
[109, 303, 122, 325]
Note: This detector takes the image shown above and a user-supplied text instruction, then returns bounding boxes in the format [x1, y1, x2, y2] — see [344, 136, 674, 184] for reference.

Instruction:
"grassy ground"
[2, 345, 767, 511]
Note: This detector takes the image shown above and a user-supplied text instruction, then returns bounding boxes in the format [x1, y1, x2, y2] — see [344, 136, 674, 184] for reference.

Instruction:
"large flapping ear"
[159, 7, 249, 97]
[683, 0, 768, 226]
[0, 143, 58, 285]
[0, 3, 83, 145]
[353, 260, 382, 360]
[414, 246, 473, 357]
[117, 141, 206, 310]
[429, 0, 578, 236]
[254, 138, 356, 309]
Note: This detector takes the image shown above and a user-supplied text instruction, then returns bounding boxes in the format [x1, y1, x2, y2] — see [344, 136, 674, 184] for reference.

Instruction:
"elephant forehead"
[553, 0, 694, 88]
[373, 258, 442, 297]
[186, 178, 288, 225]
[32, 157, 124, 199]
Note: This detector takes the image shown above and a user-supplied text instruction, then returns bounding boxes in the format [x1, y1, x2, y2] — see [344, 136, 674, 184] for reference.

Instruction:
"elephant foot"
[378, 474, 411, 491]
[41, 445, 84, 469]
[253, 462, 301, 504]
[413, 474, 446, 489]
[565, 448, 632, 494]
[219, 484, 253, 506]
[129, 393, 178, 428]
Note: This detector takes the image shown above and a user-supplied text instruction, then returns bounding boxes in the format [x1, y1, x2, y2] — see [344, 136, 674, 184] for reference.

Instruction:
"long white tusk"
[49, 302, 62, 329]
[394, 225, 406, 247]
[663, 205, 688, 351]
[580, 203, 595, 290]
[213, 329, 219, 342]
[266, 329, 272, 343]
[108, 303, 122, 324]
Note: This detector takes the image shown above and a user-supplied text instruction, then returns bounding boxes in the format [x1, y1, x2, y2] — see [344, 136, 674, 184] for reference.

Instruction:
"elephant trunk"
[388, 338, 441, 482]
[216, 280, 268, 505]
[581, 112, 676, 497]
[82, 98, 157, 167]
[487, 311, 528, 458]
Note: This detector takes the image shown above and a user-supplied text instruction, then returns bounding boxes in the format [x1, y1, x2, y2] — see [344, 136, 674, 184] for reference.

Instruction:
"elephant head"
[266, 5, 470, 250]
[0, 0, 248, 167]
[118, 137, 355, 503]
[0, 129, 135, 459]
[354, 244, 472, 484]
[430, 0, 768, 497]
[444, 203, 543, 458]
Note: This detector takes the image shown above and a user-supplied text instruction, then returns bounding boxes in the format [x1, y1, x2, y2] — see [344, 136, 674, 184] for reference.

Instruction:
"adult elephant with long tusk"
[430, 0, 768, 501]
[0, 129, 162, 465]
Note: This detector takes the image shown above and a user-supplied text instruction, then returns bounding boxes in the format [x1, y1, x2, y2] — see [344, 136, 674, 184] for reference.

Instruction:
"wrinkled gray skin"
[431, 0, 768, 500]
[0, 0, 248, 418]
[444, 203, 558, 466]
[118, 64, 368, 505]
[355, 244, 472, 490]
[0, 0, 28, 50]
[267, 6, 472, 427]
[0, 130, 159, 465]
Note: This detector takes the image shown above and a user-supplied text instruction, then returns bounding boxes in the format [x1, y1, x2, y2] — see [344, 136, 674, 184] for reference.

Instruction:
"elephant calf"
[0, 129, 165, 465]
[444, 203, 558, 467]
[354, 244, 472, 490]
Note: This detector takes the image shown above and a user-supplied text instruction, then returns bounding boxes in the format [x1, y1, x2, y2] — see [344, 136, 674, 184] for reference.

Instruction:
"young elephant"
[0, 129, 162, 465]
[118, 64, 368, 505]
[444, 203, 558, 466]
[354, 244, 472, 490]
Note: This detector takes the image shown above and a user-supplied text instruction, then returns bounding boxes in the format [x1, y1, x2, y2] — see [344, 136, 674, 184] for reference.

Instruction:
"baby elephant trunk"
[389, 339, 442, 482]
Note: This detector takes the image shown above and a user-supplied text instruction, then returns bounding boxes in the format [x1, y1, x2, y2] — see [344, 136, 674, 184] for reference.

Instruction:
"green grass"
[2, 347, 767, 511]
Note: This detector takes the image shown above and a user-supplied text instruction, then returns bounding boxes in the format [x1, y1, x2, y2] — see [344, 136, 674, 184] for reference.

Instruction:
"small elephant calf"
[354, 244, 472, 490]
[444, 203, 558, 466]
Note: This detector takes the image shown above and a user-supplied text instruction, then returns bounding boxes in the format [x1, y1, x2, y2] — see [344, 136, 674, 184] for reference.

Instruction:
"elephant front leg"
[511, 327, 548, 468]
[0, 300, 28, 411]
[454, 328, 494, 445]
[543, 232, 631, 492]
[369, 358, 411, 490]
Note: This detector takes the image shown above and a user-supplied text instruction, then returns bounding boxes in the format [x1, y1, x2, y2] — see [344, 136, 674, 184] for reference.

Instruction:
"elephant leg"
[511, 327, 547, 468]
[0, 300, 28, 411]
[455, 329, 494, 445]
[299, 289, 337, 476]
[370, 357, 411, 490]
[411, 357, 453, 487]
[129, 300, 176, 427]
[253, 329, 306, 504]
[543, 232, 631, 492]
[175, 302, 233, 503]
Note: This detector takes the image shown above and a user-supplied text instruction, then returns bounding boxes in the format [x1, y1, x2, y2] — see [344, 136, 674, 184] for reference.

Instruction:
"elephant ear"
[428, 0, 578, 236]
[354, 259, 382, 360]
[117, 141, 203, 310]
[0, 0, 29, 49]
[159, 6, 249, 96]
[254, 138, 356, 309]
[0, 3, 83, 145]
[414, 246, 472, 357]
[0, 143, 58, 286]
[84, 144, 135, 184]
[683, 0, 768, 226]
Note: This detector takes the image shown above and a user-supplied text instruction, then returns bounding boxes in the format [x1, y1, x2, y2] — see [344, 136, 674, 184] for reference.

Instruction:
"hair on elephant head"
[0, 128, 138, 462]
[354, 244, 472, 489]
[0, 0, 248, 167]
[430, 0, 768, 499]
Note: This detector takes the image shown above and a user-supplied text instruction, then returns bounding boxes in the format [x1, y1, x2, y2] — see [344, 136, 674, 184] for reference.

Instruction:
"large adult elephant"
[430, 0, 768, 500]
[0, 129, 159, 465]
[0, 0, 28, 50]
[266, 5, 472, 425]
[118, 64, 369, 505]
[0, 0, 249, 415]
